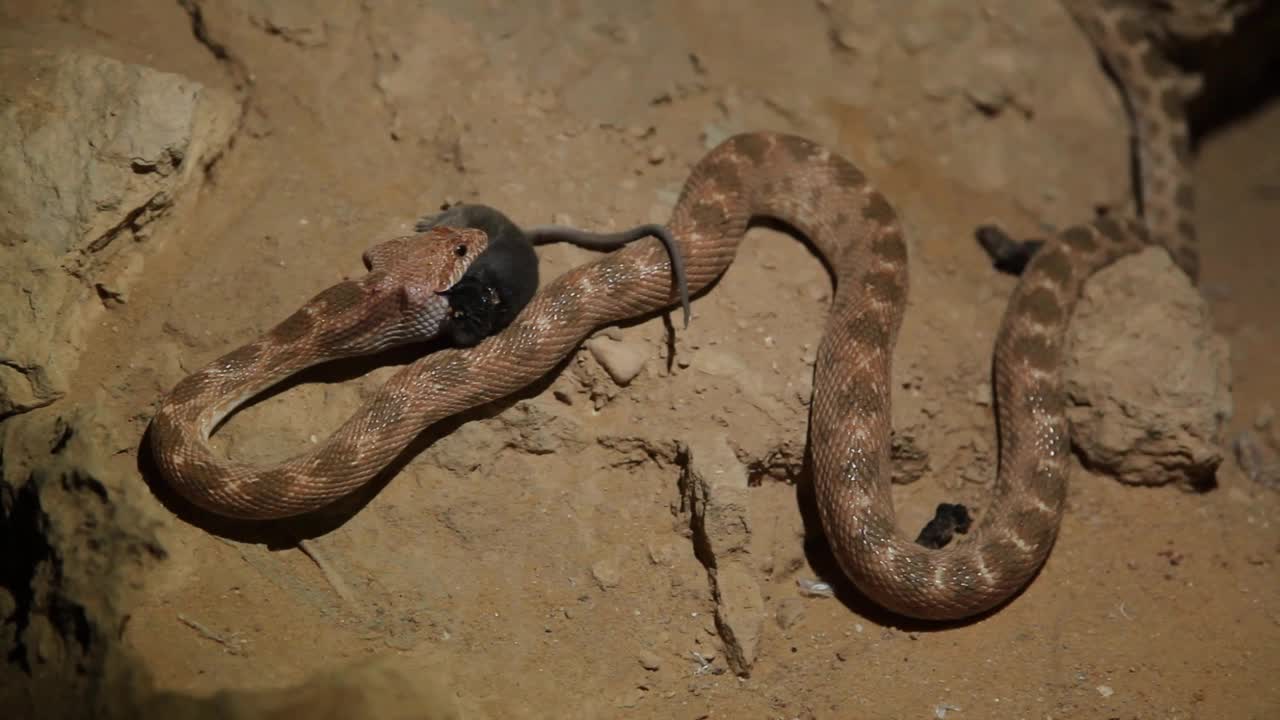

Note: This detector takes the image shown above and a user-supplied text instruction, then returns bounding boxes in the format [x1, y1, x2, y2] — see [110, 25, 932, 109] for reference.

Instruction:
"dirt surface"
[2, 1, 1278, 719]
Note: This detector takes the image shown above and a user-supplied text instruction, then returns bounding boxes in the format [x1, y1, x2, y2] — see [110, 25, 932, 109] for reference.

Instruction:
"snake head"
[362, 226, 490, 291]
[307, 227, 495, 353]
[362, 204, 539, 348]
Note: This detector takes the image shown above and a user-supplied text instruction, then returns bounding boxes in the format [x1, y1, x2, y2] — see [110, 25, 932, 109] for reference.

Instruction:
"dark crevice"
[176, 0, 256, 179]
[176, 0, 231, 63]
[675, 445, 719, 573]
[85, 193, 172, 254]
[1, 477, 57, 673]
[175, 0, 252, 94]
[1181, 3, 1280, 147]
[61, 468, 110, 505]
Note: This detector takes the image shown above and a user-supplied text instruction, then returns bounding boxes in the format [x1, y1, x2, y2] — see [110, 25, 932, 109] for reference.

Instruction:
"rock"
[1064, 249, 1232, 489]
[682, 434, 752, 559]
[964, 47, 1025, 118]
[430, 398, 586, 473]
[586, 336, 649, 386]
[497, 399, 587, 455]
[1234, 430, 1280, 490]
[681, 434, 765, 675]
[711, 564, 766, 676]
[0, 49, 239, 418]
[746, 440, 805, 484]
[590, 558, 621, 590]
[1255, 403, 1276, 430]
[428, 421, 500, 474]
[615, 687, 645, 709]
[647, 542, 677, 565]
[890, 433, 930, 485]
[689, 348, 749, 381]
[0, 400, 170, 716]
[971, 381, 992, 406]
[775, 598, 804, 631]
[637, 649, 662, 671]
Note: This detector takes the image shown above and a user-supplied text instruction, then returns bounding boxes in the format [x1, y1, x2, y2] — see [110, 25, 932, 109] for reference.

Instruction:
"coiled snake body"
[151, 132, 1193, 620]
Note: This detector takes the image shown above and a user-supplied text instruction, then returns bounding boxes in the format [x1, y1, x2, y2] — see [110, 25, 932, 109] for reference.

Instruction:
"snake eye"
[454, 244, 468, 257]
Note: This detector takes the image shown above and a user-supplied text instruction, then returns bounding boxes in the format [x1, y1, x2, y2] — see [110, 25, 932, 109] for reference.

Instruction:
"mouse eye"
[454, 244, 468, 257]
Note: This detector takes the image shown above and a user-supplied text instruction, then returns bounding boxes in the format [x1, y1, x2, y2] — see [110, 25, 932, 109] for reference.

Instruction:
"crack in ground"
[358, 0, 401, 141]
[176, 0, 254, 174]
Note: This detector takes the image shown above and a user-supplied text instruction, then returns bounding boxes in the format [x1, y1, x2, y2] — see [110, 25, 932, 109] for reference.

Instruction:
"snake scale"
[151, 129, 1196, 620]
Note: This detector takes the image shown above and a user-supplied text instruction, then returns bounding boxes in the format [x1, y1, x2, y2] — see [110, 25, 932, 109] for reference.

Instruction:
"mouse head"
[437, 232, 540, 348]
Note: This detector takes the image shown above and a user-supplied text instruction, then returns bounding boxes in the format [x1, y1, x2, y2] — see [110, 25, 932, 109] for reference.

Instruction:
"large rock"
[0, 48, 239, 418]
[0, 399, 168, 719]
[681, 433, 766, 676]
[1065, 248, 1233, 489]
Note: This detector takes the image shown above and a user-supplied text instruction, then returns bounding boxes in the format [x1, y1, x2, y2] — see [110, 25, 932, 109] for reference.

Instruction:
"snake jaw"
[400, 283, 436, 310]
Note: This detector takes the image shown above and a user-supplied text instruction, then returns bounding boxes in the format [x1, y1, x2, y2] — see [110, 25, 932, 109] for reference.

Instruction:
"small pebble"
[776, 599, 804, 630]
[934, 703, 962, 719]
[1256, 402, 1275, 429]
[637, 649, 662, 671]
[647, 543, 676, 565]
[832, 28, 860, 51]
[616, 688, 644, 708]
[586, 336, 649, 386]
[971, 382, 992, 406]
[591, 558, 621, 589]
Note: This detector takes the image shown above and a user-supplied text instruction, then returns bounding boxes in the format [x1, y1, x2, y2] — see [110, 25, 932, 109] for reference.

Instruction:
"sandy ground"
[4, 1, 1278, 718]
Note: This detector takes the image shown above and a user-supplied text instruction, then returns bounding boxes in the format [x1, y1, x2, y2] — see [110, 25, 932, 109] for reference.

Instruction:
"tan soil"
[3, 1, 1277, 718]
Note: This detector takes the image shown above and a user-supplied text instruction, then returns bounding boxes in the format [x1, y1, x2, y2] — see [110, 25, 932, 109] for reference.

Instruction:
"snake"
[150, 131, 1196, 620]
[1059, 0, 1212, 282]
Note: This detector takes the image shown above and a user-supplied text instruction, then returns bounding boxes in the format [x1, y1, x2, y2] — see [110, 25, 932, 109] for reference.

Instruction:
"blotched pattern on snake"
[151, 132, 1195, 620]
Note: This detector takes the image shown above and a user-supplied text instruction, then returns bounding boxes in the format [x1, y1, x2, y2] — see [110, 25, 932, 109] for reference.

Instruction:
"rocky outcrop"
[0, 49, 239, 418]
[1065, 248, 1233, 489]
